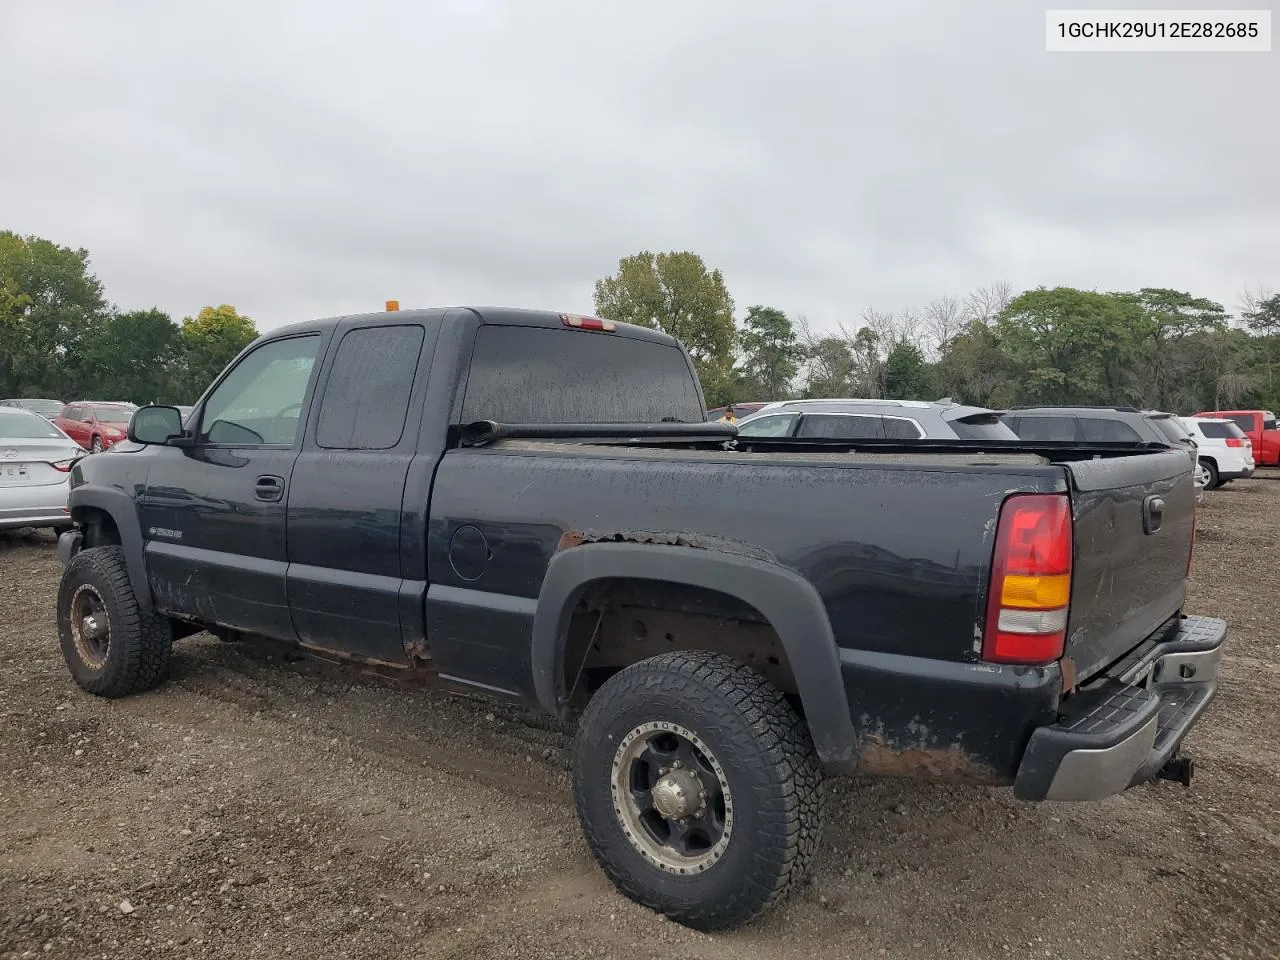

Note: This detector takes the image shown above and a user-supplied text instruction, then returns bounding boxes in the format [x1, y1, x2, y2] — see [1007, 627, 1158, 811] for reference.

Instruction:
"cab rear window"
[461, 326, 703, 425]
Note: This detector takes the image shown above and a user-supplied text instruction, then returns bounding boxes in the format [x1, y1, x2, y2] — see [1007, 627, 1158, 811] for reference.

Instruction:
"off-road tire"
[572, 651, 822, 931]
[57, 546, 173, 697]
[1200, 458, 1220, 490]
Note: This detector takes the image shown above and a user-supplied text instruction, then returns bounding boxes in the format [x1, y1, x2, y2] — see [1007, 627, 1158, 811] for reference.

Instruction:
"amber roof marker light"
[385, 299, 400, 312]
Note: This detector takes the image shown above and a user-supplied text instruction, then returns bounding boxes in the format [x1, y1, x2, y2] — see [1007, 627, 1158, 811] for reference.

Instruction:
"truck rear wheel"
[57, 546, 174, 698]
[572, 651, 822, 931]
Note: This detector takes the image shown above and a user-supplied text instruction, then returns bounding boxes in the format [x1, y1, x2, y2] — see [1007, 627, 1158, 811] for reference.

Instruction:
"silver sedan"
[0, 407, 84, 531]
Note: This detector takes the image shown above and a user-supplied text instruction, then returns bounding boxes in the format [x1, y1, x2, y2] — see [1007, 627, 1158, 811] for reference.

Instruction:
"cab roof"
[262, 307, 680, 348]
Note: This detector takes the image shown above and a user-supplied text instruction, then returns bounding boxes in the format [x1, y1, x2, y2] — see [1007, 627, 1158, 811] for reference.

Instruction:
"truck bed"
[430, 438, 1192, 679]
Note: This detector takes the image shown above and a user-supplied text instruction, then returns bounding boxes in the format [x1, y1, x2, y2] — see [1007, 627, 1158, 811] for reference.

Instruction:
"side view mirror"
[128, 405, 185, 445]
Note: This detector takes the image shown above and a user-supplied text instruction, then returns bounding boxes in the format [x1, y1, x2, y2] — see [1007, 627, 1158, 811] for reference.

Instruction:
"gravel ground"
[2, 480, 1278, 960]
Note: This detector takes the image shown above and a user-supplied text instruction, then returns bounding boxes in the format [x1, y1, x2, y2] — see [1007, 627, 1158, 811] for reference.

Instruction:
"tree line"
[6, 230, 1279, 417]
[594, 250, 1280, 414]
[0, 231, 257, 405]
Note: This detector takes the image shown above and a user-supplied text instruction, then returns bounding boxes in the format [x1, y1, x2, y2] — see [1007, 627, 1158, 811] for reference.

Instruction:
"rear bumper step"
[1014, 615, 1226, 802]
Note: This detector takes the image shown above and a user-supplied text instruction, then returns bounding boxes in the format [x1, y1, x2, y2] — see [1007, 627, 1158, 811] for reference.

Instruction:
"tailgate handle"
[1143, 495, 1164, 535]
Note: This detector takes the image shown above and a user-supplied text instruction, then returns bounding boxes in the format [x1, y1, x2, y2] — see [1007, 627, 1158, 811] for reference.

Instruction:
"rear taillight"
[1225, 438, 1243, 448]
[983, 494, 1072, 665]
[51, 459, 75, 473]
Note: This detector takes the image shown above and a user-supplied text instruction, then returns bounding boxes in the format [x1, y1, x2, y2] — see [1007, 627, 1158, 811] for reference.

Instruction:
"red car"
[53, 402, 138, 453]
[1193, 409, 1280, 466]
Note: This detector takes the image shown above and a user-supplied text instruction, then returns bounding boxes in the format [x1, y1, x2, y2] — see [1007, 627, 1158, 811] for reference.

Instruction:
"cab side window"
[200, 335, 321, 445]
[316, 325, 426, 450]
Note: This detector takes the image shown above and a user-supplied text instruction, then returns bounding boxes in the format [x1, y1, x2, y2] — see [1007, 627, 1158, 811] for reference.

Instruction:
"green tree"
[593, 251, 736, 386]
[1241, 293, 1280, 403]
[995, 287, 1146, 405]
[883, 341, 932, 400]
[1114, 288, 1227, 411]
[934, 320, 1010, 406]
[181, 304, 258, 394]
[801, 336, 858, 398]
[77, 309, 186, 403]
[736, 305, 801, 401]
[0, 231, 107, 398]
[1243, 292, 1280, 334]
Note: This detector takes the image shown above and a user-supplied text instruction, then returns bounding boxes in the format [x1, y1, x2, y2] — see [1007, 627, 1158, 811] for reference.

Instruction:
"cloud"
[1, 0, 1275, 331]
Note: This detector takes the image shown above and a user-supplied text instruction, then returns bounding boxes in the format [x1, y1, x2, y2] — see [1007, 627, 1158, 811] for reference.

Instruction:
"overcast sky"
[1, 1, 1276, 333]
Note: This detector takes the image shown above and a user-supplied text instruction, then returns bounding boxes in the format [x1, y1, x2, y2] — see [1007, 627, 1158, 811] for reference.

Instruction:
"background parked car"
[0, 398, 64, 419]
[0, 406, 82, 531]
[735, 398, 1018, 440]
[1180, 417, 1255, 489]
[1193, 409, 1280, 466]
[53, 402, 138, 453]
[706, 401, 767, 421]
[1002, 406, 1197, 453]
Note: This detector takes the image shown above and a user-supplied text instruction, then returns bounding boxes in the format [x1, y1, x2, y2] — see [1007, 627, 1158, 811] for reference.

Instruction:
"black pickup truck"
[54, 307, 1226, 930]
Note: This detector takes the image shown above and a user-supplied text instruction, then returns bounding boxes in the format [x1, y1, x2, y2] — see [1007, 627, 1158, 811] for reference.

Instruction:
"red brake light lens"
[561, 313, 615, 332]
[983, 494, 1072, 666]
[1000, 497, 1071, 576]
[51, 459, 75, 473]
[1225, 438, 1243, 448]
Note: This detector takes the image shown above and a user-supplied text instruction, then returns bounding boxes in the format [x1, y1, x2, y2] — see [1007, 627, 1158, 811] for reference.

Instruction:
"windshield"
[0, 409, 66, 439]
[92, 404, 136, 423]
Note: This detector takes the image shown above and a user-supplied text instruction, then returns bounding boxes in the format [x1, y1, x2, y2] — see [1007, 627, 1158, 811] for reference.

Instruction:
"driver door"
[138, 332, 326, 640]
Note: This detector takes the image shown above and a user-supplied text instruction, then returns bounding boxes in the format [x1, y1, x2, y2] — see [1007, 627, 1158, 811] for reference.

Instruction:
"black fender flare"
[531, 542, 858, 772]
[68, 485, 155, 613]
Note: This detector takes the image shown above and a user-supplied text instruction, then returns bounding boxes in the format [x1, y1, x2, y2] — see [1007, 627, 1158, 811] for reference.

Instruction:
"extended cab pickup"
[54, 307, 1226, 931]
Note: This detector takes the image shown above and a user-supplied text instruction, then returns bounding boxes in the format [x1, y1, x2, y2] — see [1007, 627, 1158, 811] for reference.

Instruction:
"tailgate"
[1065, 450, 1195, 681]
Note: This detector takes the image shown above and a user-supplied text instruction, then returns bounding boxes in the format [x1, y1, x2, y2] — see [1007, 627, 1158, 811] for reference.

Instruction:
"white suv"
[1180, 416, 1255, 489]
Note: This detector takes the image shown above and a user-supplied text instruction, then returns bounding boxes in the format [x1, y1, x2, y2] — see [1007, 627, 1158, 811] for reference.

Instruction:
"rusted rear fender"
[531, 541, 859, 774]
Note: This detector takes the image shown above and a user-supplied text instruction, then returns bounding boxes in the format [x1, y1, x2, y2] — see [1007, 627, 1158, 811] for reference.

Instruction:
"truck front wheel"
[572, 651, 822, 931]
[57, 546, 174, 698]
